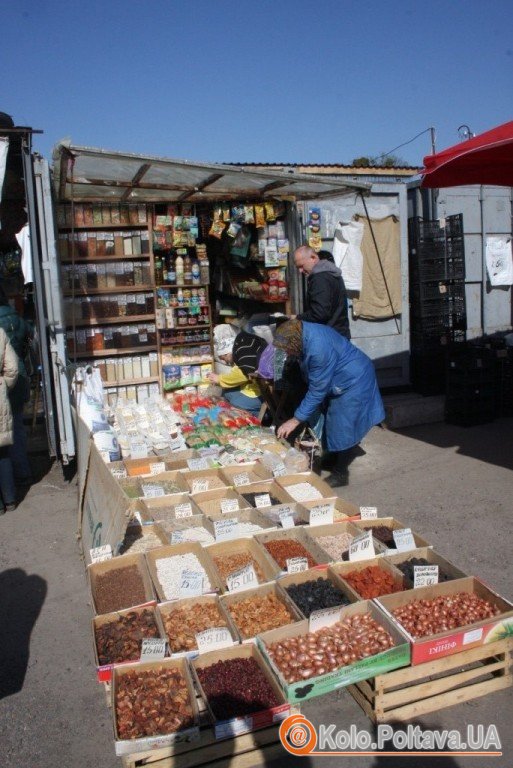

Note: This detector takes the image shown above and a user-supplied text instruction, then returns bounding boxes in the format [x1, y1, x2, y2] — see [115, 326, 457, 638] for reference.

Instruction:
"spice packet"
[264, 202, 276, 221]
[244, 205, 255, 224]
[254, 205, 266, 228]
[209, 220, 226, 239]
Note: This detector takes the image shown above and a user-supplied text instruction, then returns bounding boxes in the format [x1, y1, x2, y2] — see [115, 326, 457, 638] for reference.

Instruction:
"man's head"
[293, 245, 319, 275]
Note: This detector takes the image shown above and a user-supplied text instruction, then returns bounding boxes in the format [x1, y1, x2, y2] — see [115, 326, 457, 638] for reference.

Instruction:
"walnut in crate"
[116, 667, 194, 739]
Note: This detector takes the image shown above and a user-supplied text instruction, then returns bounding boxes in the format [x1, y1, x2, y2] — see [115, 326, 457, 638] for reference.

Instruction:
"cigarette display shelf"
[63, 285, 154, 296]
[60, 254, 152, 263]
[73, 315, 155, 327]
[73, 346, 157, 359]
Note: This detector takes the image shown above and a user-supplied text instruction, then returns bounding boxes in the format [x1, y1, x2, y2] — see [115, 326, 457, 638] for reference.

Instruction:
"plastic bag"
[486, 236, 513, 286]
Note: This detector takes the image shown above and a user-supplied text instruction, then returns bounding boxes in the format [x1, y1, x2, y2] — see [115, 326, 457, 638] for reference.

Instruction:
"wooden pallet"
[348, 639, 513, 723]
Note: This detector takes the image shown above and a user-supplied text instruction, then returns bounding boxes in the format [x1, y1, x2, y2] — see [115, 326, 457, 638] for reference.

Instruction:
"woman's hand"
[277, 417, 300, 439]
[207, 372, 220, 384]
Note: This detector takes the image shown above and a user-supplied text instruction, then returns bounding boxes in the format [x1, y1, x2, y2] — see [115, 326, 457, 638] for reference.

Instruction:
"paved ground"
[0, 418, 512, 768]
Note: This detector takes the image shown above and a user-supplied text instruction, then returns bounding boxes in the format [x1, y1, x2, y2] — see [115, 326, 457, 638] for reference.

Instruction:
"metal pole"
[429, 127, 438, 220]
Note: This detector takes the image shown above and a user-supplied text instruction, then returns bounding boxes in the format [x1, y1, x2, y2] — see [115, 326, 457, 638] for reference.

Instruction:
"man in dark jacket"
[293, 245, 350, 339]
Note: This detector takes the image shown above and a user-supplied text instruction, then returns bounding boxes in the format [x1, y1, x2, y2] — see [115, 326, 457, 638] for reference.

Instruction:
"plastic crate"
[411, 350, 446, 395]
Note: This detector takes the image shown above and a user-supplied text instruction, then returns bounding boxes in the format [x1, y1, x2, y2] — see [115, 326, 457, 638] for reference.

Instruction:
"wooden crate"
[348, 638, 513, 723]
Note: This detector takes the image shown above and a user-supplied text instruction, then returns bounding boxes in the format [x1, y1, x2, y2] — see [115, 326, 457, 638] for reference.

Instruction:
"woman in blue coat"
[275, 319, 384, 486]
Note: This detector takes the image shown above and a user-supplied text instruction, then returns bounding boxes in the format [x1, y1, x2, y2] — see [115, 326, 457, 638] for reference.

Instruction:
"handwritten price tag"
[192, 479, 209, 493]
[111, 467, 128, 480]
[90, 545, 112, 563]
[272, 463, 286, 477]
[214, 517, 239, 541]
[179, 569, 203, 598]
[187, 458, 209, 471]
[255, 493, 271, 509]
[175, 503, 193, 519]
[233, 473, 250, 487]
[360, 506, 378, 519]
[221, 498, 239, 514]
[286, 557, 309, 574]
[309, 604, 344, 633]
[142, 484, 166, 498]
[393, 528, 416, 552]
[140, 638, 167, 661]
[414, 564, 439, 588]
[279, 507, 295, 528]
[226, 563, 257, 593]
[171, 530, 185, 543]
[349, 530, 375, 562]
[309, 503, 334, 527]
[149, 462, 166, 476]
[195, 626, 233, 653]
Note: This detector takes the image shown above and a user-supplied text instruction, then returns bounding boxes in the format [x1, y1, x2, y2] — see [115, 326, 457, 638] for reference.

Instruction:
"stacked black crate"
[445, 345, 495, 426]
[409, 215, 466, 395]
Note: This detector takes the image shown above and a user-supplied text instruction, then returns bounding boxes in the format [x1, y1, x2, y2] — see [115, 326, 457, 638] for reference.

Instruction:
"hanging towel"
[352, 215, 402, 319]
[15, 224, 34, 285]
[332, 219, 364, 291]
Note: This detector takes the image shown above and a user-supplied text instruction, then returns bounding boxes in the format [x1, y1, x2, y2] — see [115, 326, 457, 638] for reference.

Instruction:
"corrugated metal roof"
[52, 143, 371, 203]
[226, 162, 422, 175]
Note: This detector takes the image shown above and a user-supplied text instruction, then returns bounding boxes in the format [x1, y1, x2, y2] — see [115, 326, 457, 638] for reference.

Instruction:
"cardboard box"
[157, 594, 239, 657]
[124, 450, 198, 477]
[256, 601, 410, 704]
[118, 521, 169, 554]
[219, 462, 273, 488]
[254, 527, 330, 575]
[303, 521, 365, 563]
[275, 567, 357, 619]
[118, 471, 189, 502]
[92, 602, 165, 682]
[300, 495, 360, 523]
[384, 547, 468, 588]
[376, 576, 513, 665]
[145, 542, 223, 601]
[191, 487, 250, 517]
[351, 517, 432, 553]
[162, 514, 216, 546]
[181, 468, 230, 494]
[208, 508, 277, 540]
[256, 502, 308, 528]
[275, 472, 336, 503]
[136, 494, 202, 524]
[205, 538, 280, 593]
[220, 581, 303, 642]
[329, 557, 405, 601]
[112, 657, 200, 756]
[88, 553, 155, 615]
[234, 480, 291, 509]
[190, 643, 292, 740]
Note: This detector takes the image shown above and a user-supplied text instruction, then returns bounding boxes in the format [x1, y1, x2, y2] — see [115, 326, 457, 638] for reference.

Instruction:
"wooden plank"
[379, 658, 507, 709]
[356, 677, 376, 702]
[375, 673, 512, 723]
[375, 639, 511, 688]
[347, 684, 377, 724]
[124, 740, 285, 768]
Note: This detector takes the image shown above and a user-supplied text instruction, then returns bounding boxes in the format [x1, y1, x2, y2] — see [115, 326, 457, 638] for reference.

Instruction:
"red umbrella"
[421, 120, 513, 188]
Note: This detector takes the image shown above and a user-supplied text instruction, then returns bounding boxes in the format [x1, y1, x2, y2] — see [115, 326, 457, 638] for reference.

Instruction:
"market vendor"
[207, 331, 267, 417]
[275, 319, 385, 487]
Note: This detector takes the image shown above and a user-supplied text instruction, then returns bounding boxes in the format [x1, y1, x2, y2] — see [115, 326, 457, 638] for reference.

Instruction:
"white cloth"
[486, 236, 513, 286]
[332, 219, 364, 291]
[15, 224, 34, 284]
[0, 137, 8, 215]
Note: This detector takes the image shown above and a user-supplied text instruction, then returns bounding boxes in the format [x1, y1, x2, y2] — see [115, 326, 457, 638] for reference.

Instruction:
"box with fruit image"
[256, 600, 410, 704]
[375, 576, 513, 665]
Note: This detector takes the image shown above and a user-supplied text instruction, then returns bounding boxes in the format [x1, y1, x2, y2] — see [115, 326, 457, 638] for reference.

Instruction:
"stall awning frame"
[52, 142, 371, 203]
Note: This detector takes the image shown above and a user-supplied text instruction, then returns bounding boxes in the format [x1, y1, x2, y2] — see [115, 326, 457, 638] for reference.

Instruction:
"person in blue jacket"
[275, 319, 385, 487]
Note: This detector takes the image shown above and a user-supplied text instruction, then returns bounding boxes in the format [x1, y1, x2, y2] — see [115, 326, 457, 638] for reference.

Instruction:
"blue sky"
[3, 0, 513, 167]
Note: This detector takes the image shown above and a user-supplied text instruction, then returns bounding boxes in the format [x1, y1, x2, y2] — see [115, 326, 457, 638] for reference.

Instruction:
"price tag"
[226, 563, 257, 593]
[111, 467, 128, 480]
[393, 528, 416, 552]
[192, 479, 209, 493]
[360, 506, 378, 519]
[221, 497, 240, 514]
[286, 557, 309, 573]
[233, 473, 250, 487]
[413, 564, 439, 588]
[140, 638, 167, 661]
[175, 502, 193, 519]
[142, 484, 165, 498]
[219, 452, 235, 466]
[171, 530, 185, 543]
[279, 507, 295, 529]
[309, 503, 334, 527]
[149, 462, 166, 475]
[195, 626, 233, 653]
[309, 605, 344, 633]
[179, 569, 204, 598]
[348, 530, 376, 562]
[214, 517, 239, 541]
[187, 458, 209, 471]
[255, 493, 271, 509]
[272, 463, 286, 477]
[90, 545, 112, 563]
